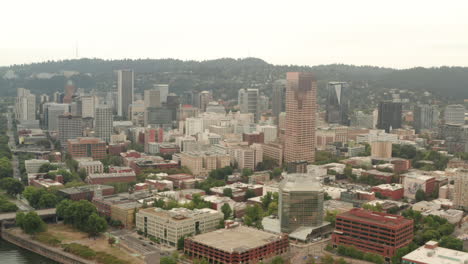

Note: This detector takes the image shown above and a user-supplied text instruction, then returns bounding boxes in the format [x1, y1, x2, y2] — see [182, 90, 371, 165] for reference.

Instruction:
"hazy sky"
[1, 0, 467, 68]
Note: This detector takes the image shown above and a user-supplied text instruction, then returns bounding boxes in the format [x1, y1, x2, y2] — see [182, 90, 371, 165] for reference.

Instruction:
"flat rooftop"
[403, 241, 468, 264]
[338, 208, 412, 227]
[190, 226, 283, 253]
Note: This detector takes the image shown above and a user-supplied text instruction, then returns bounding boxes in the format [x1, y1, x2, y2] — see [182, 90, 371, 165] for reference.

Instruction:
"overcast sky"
[1, 0, 467, 68]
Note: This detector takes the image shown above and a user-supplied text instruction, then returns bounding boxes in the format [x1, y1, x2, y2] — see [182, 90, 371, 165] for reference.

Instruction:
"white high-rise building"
[154, 84, 169, 104]
[95, 105, 114, 143]
[238, 88, 260, 122]
[81, 95, 98, 118]
[15, 88, 36, 121]
[257, 125, 278, 143]
[185, 117, 204, 136]
[444, 104, 465, 125]
[117, 69, 134, 119]
[45, 103, 69, 131]
[453, 169, 468, 210]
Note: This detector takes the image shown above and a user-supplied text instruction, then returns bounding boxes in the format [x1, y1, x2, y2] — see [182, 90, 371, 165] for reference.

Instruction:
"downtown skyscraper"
[238, 88, 260, 122]
[272, 79, 286, 123]
[325, 82, 350, 125]
[117, 69, 134, 119]
[95, 105, 114, 143]
[377, 101, 402, 133]
[284, 72, 317, 164]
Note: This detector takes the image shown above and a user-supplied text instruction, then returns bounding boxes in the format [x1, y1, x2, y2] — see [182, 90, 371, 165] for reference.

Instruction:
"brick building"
[371, 184, 404, 200]
[332, 208, 413, 259]
[67, 137, 107, 160]
[242, 132, 264, 145]
[58, 185, 114, 201]
[184, 225, 289, 264]
[362, 170, 394, 184]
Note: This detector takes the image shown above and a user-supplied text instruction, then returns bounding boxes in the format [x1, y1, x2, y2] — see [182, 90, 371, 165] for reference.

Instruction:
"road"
[5, 112, 21, 180]
[110, 229, 168, 264]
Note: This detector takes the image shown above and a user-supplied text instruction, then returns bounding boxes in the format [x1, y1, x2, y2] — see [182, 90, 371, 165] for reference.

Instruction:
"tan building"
[136, 207, 223, 246]
[262, 142, 284, 166]
[371, 141, 392, 159]
[111, 202, 142, 228]
[78, 160, 104, 175]
[284, 72, 317, 164]
[180, 152, 230, 177]
[453, 169, 468, 210]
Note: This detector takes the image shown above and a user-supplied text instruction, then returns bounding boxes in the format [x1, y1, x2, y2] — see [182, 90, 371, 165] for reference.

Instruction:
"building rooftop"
[88, 171, 136, 179]
[59, 184, 113, 195]
[373, 183, 403, 191]
[190, 226, 285, 253]
[338, 208, 412, 227]
[280, 173, 323, 192]
[139, 207, 220, 221]
[403, 241, 468, 264]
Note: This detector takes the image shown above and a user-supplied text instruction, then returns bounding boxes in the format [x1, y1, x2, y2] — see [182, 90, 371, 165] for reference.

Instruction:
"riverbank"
[0, 237, 57, 264]
[1, 228, 93, 264]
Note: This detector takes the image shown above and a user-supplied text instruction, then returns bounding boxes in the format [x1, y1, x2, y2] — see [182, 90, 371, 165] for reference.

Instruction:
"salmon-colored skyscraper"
[284, 72, 316, 164]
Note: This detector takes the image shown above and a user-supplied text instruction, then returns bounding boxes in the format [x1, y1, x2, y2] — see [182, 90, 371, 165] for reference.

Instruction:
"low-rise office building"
[136, 207, 223, 247]
[332, 208, 413, 259]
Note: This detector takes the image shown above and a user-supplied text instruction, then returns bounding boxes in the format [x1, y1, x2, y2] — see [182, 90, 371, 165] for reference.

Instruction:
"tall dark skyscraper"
[117, 69, 134, 119]
[272, 79, 286, 123]
[325, 82, 350, 125]
[377, 101, 402, 132]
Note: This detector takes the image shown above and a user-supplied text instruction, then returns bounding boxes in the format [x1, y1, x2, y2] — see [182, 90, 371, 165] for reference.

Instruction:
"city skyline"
[1, 0, 468, 68]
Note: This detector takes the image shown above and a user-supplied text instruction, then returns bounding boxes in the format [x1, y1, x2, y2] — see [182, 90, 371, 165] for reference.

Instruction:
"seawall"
[1, 228, 94, 264]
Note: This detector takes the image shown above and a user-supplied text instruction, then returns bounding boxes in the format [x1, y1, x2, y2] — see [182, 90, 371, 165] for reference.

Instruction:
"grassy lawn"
[40, 224, 144, 264]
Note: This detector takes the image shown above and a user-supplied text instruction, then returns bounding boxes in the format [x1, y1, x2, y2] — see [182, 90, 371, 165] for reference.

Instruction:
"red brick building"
[67, 137, 107, 160]
[371, 184, 404, 200]
[166, 174, 195, 188]
[242, 132, 264, 145]
[391, 159, 411, 173]
[332, 208, 413, 259]
[184, 225, 289, 264]
[362, 170, 394, 184]
[58, 185, 114, 201]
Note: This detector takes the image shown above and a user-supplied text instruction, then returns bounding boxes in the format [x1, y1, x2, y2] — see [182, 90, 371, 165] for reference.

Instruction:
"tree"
[77, 168, 87, 181]
[153, 198, 165, 208]
[439, 236, 463, 251]
[221, 203, 232, 220]
[0, 178, 24, 196]
[160, 256, 177, 264]
[243, 204, 263, 229]
[38, 193, 58, 209]
[270, 256, 284, 264]
[16, 211, 46, 234]
[242, 168, 253, 177]
[177, 235, 188, 250]
[245, 189, 256, 199]
[0, 157, 13, 178]
[439, 223, 455, 236]
[325, 210, 338, 227]
[223, 188, 233, 198]
[344, 165, 353, 178]
[108, 237, 116, 246]
[85, 213, 107, 237]
[415, 189, 426, 202]
[322, 254, 334, 264]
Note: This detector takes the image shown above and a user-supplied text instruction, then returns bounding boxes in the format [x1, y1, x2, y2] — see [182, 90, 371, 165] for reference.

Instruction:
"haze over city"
[1, 0, 468, 68]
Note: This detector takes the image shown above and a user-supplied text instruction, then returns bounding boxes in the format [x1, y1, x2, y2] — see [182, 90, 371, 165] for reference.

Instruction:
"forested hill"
[0, 58, 467, 100]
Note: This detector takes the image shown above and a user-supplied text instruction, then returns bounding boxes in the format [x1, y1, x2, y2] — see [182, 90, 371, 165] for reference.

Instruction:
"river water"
[0, 238, 57, 264]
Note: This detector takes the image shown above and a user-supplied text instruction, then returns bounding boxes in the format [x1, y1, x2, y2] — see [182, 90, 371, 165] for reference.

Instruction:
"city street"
[110, 229, 167, 264]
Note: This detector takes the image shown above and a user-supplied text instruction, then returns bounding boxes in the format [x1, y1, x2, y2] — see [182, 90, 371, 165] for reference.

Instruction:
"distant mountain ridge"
[1, 58, 467, 100]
